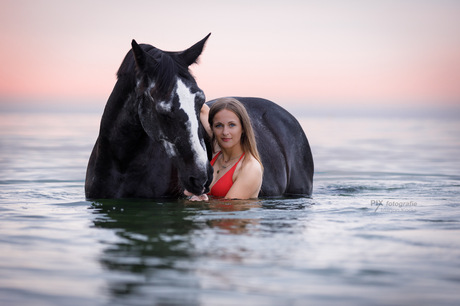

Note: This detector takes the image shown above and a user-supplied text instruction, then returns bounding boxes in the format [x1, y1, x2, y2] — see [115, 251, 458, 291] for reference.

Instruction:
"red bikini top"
[209, 152, 245, 198]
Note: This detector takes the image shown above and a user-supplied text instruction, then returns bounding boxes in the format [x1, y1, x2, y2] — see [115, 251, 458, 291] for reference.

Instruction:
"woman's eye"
[229, 123, 236, 127]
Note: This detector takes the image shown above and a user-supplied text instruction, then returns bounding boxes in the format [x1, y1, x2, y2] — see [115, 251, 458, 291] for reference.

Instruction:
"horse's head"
[129, 34, 213, 196]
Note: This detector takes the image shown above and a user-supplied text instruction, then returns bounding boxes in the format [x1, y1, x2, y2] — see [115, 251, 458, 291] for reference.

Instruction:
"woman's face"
[211, 109, 243, 150]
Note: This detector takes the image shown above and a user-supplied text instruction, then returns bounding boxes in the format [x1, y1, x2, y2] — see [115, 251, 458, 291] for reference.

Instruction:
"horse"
[85, 35, 314, 199]
[85, 34, 214, 199]
[206, 97, 313, 197]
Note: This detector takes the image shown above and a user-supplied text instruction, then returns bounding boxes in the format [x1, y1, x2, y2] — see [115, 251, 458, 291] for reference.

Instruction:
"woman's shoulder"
[239, 153, 262, 174]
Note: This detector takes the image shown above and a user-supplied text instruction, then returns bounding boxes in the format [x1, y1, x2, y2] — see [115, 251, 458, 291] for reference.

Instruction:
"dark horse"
[85, 34, 313, 199]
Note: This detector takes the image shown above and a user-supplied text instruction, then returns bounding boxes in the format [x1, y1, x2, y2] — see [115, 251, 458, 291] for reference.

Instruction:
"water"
[1, 108, 460, 305]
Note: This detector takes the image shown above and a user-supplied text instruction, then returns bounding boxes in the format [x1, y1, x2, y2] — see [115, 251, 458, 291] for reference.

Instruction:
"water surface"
[0, 109, 459, 305]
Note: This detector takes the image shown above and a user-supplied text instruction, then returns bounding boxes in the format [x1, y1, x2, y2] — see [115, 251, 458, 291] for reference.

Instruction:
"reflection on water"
[89, 199, 265, 304]
[90, 199, 198, 304]
[187, 199, 262, 235]
[88, 192, 460, 305]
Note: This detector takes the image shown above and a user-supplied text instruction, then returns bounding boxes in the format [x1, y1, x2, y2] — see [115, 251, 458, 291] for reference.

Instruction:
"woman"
[186, 98, 263, 200]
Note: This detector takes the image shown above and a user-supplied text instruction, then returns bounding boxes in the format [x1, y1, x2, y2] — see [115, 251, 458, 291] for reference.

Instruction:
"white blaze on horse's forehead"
[175, 79, 208, 168]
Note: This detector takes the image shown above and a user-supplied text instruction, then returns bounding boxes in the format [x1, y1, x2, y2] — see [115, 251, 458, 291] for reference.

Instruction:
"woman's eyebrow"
[214, 120, 237, 124]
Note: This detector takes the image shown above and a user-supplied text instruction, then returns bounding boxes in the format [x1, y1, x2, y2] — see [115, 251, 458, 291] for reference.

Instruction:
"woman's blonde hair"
[208, 98, 263, 169]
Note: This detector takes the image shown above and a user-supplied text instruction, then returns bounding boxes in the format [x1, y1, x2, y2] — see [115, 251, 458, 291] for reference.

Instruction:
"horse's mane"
[117, 44, 192, 98]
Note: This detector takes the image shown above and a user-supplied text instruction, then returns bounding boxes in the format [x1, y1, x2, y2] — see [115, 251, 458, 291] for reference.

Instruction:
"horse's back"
[207, 97, 313, 197]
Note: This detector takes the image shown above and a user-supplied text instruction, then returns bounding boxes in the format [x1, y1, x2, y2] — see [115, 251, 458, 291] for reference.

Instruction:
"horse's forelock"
[150, 54, 178, 99]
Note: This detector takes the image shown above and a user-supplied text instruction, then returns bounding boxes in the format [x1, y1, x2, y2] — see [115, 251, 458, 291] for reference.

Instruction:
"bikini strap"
[210, 151, 221, 166]
[229, 153, 245, 171]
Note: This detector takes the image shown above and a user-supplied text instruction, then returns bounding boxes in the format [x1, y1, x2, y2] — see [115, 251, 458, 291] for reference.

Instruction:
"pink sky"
[1, 0, 459, 110]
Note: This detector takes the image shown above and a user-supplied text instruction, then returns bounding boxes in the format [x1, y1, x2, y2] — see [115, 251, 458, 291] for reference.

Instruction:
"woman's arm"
[201, 104, 220, 153]
[200, 104, 212, 137]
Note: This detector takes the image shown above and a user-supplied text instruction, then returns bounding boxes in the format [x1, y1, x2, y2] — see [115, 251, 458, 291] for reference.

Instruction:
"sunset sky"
[1, 0, 459, 112]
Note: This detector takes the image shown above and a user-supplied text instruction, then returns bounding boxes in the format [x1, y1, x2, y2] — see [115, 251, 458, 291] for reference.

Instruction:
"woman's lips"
[222, 138, 231, 142]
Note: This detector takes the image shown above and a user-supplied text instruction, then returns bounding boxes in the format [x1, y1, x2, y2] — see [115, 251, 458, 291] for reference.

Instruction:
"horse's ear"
[132, 39, 146, 70]
[179, 33, 211, 66]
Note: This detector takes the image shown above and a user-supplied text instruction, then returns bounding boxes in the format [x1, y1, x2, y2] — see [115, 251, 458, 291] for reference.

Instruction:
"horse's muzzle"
[185, 162, 213, 195]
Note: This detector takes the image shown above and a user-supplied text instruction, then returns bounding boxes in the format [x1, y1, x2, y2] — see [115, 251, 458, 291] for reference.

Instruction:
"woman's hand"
[184, 189, 209, 202]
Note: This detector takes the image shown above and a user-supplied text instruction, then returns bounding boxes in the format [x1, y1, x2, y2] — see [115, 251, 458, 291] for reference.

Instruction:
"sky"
[1, 0, 459, 112]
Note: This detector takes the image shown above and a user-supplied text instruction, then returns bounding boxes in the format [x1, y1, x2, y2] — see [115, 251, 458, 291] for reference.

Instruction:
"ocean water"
[0, 108, 460, 306]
